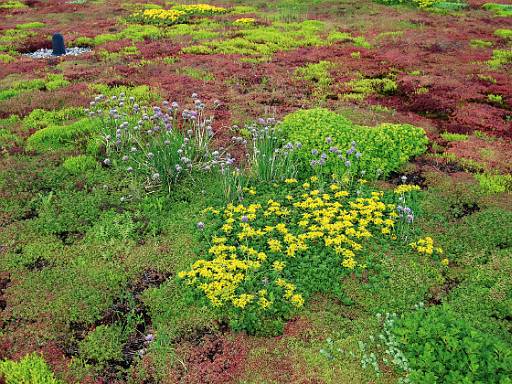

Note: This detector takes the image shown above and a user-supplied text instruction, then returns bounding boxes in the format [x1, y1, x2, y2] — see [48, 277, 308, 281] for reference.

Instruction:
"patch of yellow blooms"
[394, 184, 421, 194]
[410, 236, 443, 256]
[179, 177, 400, 312]
[136, 9, 187, 23]
[233, 17, 256, 26]
[174, 4, 228, 15]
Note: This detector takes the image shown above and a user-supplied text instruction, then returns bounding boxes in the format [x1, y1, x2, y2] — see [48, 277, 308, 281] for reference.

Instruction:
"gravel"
[24, 47, 92, 59]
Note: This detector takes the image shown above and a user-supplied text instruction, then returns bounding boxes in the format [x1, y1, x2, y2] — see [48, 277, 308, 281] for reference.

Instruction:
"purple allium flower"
[129, 96, 135, 103]
[329, 146, 339, 153]
[151, 173, 160, 181]
[145, 333, 154, 342]
[401, 175, 407, 183]
[131, 147, 137, 152]
[355, 152, 362, 159]
[191, 92, 198, 99]
[196, 221, 205, 230]
[171, 101, 179, 109]
[127, 166, 133, 172]
[407, 214, 414, 223]
[311, 149, 319, 156]
[326, 137, 332, 144]
[351, 141, 357, 147]
[345, 160, 351, 167]
[105, 135, 111, 141]
[103, 158, 111, 166]
[164, 140, 171, 145]
[258, 117, 266, 125]
[321, 152, 328, 160]
[147, 152, 154, 159]
[296, 142, 302, 149]
[241, 215, 249, 223]
[122, 155, 129, 161]
[175, 164, 182, 172]
[346, 147, 355, 155]
[116, 139, 121, 146]
[310, 159, 319, 167]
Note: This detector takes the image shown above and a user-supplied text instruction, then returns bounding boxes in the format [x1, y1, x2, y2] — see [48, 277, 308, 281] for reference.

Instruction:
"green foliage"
[85, 210, 140, 243]
[89, 84, 158, 104]
[74, 24, 163, 46]
[470, 39, 493, 48]
[62, 155, 98, 175]
[26, 118, 102, 152]
[22, 107, 85, 131]
[179, 67, 215, 81]
[495, 29, 512, 39]
[0, 74, 69, 101]
[440, 132, 468, 141]
[15, 21, 45, 29]
[0, 353, 62, 384]
[278, 108, 428, 178]
[474, 173, 512, 193]
[79, 324, 127, 363]
[295, 60, 334, 100]
[488, 49, 512, 69]
[0, 0, 27, 9]
[341, 76, 398, 102]
[183, 20, 356, 58]
[484, 3, 512, 17]
[487, 93, 504, 104]
[389, 305, 512, 383]
[0, 53, 16, 63]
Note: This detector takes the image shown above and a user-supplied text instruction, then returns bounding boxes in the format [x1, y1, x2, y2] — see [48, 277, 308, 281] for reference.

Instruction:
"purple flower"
[127, 166, 133, 173]
[346, 147, 355, 155]
[355, 152, 362, 159]
[103, 158, 111, 166]
[147, 152, 154, 159]
[241, 215, 249, 223]
[321, 152, 328, 160]
[326, 137, 332, 144]
[345, 160, 351, 167]
[311, 149, 319, 156]
[151, 173, 160, 181]
[122, 155, 129, 161]
[197, 222, 205, 230]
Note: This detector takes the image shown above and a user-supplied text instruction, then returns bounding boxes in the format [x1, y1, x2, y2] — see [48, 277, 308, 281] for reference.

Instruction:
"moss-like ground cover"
[0, 0, 511, 383]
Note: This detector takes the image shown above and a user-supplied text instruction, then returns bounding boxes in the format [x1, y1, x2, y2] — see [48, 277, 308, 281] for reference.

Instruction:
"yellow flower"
[310, 176, 319, 182]
[290, 293, 304, 308]
[285, 178, 298, 184]
[394, 184, 421, 194]
[302, 182, 310, 189]
[441, 258, 449, 266]
[232, 294, 254, 309]
[273, 260, 285, 271]
[268, 239, 282, 252]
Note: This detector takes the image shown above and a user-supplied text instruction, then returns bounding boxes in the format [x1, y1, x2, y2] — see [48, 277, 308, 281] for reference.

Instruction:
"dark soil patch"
[451, 201, 480, 219]
[0, 274, 11, 311]
[389, 170, 427, 188]
[427, 277, 460, 306]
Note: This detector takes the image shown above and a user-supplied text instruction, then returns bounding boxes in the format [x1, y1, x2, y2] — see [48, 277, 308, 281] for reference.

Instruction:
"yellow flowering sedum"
[394, 184, 421, 194]
[179, 178, 401, 319]
[410, 236, 443, 256]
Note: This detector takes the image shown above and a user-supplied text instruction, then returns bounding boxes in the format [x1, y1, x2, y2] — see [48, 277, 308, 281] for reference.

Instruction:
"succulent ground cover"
[0, 0, 512, 383]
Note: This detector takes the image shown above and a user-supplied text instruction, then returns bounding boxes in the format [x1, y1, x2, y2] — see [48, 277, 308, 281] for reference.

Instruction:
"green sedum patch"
[0, 353, 63, 384]
[278, 108, 428, 178]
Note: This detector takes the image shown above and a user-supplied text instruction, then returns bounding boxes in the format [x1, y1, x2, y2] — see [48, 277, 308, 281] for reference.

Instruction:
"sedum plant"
[278, 108, 428, 179]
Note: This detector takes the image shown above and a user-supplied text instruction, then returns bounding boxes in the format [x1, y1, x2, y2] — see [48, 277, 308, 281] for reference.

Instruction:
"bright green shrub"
[0, 0, 27, 9]
[44, 74, 70, 91]
[22, 107, 85, 131]
[62, 155, 98, 175]
[440, 132, 468, 141]
[0, 74, 70, 102]
[342, 76, 397, 101]
[79, 324, 127, 363]
[475, 173, 512, 193]
[488, 49, 512, 69]
[495, 29, 512, 39]
[295, 60, 333, 100]
[27, 118, 101, 152]
[389, 305, 512, 383]
[278, 108, 428, 178]
[15, 22, 45, 30]
[0, 353, 62, 384]
[484, 3, 512, 16]
[470, 39, 493, 48]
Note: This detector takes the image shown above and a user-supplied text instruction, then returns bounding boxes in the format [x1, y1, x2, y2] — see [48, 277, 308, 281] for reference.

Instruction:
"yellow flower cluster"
[233, 17, 256, 26]
[394, 184, 421, 194]
[135, 9, 187, 23]
[180, 178, 398, 313]
[174, 4, 228, 15]
[410, 236, 443, 256]
[413, 0, 439, 8]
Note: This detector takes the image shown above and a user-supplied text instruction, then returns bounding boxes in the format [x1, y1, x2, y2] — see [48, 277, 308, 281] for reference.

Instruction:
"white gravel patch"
[24, 47, 92, 59]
